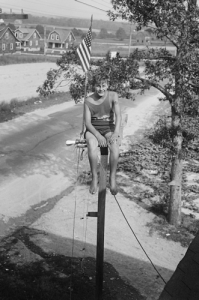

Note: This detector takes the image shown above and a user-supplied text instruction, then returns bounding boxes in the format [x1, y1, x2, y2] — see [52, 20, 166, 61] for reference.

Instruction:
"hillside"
[12, 14, 134, 34]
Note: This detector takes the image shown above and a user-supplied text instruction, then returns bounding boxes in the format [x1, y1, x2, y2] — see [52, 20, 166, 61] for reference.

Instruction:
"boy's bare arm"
[113, 92, 121, 135]
[108, 92, 121, 144]
[84, 102, 97, 136]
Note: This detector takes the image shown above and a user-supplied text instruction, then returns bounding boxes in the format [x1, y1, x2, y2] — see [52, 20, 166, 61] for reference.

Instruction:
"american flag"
[77, 27, 92, 73]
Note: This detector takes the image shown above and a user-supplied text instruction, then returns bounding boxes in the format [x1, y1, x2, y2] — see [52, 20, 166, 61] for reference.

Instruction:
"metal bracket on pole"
[87, 212, 98, 217]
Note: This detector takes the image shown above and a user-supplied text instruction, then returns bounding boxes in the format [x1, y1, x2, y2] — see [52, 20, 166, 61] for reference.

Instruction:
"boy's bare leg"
[86, 132, 98, 194]
[106, 133, 119, 195]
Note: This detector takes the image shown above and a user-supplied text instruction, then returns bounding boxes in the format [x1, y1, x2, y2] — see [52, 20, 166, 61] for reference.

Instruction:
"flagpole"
[80, 15, 93, 138]
[80, 73, 88, 137]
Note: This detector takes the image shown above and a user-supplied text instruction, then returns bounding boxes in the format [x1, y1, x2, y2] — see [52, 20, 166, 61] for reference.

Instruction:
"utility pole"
[44, 25, 47, 59]
[128, 22, 132, 57]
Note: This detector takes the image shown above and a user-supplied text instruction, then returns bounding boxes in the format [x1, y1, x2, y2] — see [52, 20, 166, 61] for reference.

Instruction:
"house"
[15, 28, 42, 52]
[136, 30, 152, 45]
[0, 26, 20, 54]
[46, 29, 76, 55]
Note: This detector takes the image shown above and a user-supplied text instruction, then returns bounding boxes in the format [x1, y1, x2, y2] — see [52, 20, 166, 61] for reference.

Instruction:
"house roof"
[0, 26, 20, 41]
[47, 29, 75, 43]
[15, 28, 42, 41]
[136, 30, 151, 37]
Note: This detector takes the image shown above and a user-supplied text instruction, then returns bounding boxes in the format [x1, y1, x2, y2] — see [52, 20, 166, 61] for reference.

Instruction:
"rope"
[113, 194, 167, 285]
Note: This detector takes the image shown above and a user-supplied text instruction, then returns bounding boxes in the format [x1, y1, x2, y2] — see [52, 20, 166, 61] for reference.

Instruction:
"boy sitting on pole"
[84, 73, 121, 195]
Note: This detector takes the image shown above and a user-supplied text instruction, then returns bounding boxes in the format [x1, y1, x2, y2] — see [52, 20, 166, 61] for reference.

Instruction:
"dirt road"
[0, 85, 187, 300]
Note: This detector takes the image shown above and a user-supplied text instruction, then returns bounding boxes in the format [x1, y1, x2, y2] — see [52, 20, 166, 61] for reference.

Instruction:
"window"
[5, 32, 9, 39]
[51, 34, 54, 40]
[15, 33, 18, 38]
[2, 44, 5, 51]
[19, 33, 23, 38]
[29, 40, 32, 46]
[65, 43, 68, 48]
[36, 40, 38, 46]
[56, 35, 59, 40]
[24, 41, 26, 46]
[33, 33, 36, 38]
[10, 43, 13, 50]
[68, 34, 71, 42]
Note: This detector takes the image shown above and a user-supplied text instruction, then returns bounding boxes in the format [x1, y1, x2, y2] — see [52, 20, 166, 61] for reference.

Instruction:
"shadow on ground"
[0, 226, 147, 300]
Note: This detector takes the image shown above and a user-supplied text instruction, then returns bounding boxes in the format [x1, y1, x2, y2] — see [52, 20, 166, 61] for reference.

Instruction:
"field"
[0, 53, 58, 66]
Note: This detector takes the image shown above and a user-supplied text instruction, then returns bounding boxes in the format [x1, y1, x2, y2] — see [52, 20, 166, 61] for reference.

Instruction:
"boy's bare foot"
[89, 177, 98, 194]
[109, 177, 118, 195]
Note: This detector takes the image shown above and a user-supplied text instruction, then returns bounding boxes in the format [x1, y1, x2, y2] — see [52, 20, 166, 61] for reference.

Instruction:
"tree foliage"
[37, 48, 140, 102]
[7, 23, 16, 31]
[98, 28, 108, 39]
[107, 0, 199, 226]
[116, 27, 127, 40]
[35, 24, 44, 35]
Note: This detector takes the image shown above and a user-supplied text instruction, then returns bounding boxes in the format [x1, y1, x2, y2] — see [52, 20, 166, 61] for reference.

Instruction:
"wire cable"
[113, 194, 167, 285]
[0, 2, 104, 18]
[75, 0, 107, 12]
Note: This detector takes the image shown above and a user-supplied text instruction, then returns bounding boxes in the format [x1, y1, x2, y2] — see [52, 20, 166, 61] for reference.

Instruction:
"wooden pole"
[44, 25, 47, 59]
[96, 146, 108, 300]
[128, 22, 132, 57]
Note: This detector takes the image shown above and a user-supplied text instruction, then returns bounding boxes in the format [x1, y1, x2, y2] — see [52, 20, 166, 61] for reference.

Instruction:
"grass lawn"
[0, 54, 58, 66]
[0, 92, 71, 123]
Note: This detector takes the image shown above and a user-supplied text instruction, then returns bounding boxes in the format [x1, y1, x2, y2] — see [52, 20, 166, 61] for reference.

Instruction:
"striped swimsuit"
[85, 91, 115, 136]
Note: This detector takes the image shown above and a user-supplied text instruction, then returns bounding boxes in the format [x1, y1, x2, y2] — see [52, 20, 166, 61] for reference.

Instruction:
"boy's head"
[92, 73, 109, 97]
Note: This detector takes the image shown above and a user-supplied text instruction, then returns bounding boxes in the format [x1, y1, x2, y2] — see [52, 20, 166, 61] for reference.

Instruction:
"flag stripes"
[77, 27, 92, 73]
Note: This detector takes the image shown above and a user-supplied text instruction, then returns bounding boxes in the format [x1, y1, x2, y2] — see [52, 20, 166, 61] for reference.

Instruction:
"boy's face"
[95, 80, 108, 97]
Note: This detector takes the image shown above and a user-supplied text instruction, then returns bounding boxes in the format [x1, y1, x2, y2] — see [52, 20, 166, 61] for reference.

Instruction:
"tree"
[92, 32, 97, 39]
[109, 0, 199, 226]
[7, 23, 16, 31]
[72, 28, 83, 37]
[37, 47, 136, 102]
[116, 27, 126, 40]
[98, 28, 108, 39]
[36, 24, 44, 35]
